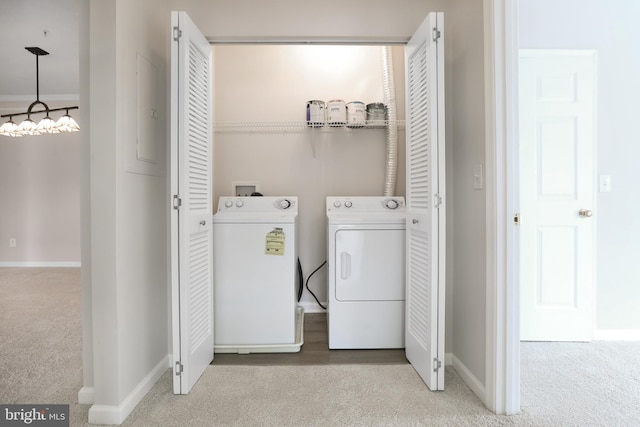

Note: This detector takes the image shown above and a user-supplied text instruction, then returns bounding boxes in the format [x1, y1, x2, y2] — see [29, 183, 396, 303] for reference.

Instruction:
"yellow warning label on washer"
[265, 228, 285, 256]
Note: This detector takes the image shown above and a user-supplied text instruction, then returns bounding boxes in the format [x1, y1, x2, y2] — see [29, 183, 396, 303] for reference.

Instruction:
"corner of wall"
[78, 387, 95, 405]
[88, 356, 170, 425]
[451, 353, 486, 405]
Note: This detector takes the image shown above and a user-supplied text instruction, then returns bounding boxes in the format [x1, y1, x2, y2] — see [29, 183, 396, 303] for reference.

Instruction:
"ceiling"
[0, 0, 79, 98]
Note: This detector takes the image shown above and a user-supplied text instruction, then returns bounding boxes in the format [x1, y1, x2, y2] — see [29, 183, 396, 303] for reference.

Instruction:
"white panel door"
[519, 50, 595, 342]
[404, 11, 446, 391]
[170, 11, 214, 394]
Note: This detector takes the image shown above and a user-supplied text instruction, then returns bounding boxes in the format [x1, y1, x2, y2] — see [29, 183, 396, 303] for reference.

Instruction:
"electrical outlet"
[9, 238, 16, 247]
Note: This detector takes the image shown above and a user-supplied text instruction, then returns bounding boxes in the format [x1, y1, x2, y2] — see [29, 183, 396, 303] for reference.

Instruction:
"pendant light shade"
[0, 47, 79, 138]
[36, 116, 59, 134]
[16, 118, 39, 136]
[0, 119, 20, 137]
[55, 113, 80, 133]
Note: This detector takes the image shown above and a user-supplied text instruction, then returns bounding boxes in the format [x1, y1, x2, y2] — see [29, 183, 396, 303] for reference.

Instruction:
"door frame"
[483, 0, 520, 415]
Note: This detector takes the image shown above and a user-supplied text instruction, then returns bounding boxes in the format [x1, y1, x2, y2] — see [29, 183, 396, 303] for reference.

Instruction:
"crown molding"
[0, 94, 80, 102]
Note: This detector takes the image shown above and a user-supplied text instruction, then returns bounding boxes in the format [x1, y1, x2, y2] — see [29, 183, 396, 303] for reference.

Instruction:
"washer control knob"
[385, 199, 399, 210]
[235, 200, 244, 208]
[224, 200, 233, 208]
[344, 201, 353, 208]
[333, 201, 342, 208]
[279, 199, 292, 209]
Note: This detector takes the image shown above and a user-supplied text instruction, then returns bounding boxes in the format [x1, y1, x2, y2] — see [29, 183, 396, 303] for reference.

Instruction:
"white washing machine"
[213, 196, 302, 353]
[326, 196, 406, 349]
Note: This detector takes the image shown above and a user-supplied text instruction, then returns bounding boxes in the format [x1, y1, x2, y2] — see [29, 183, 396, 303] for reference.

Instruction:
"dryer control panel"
[326, 196, 405, 214]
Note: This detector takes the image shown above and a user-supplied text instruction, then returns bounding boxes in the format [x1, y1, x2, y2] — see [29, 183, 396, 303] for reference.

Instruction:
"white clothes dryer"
[326, 196, 406, 349]
[213, 196, 302, 353]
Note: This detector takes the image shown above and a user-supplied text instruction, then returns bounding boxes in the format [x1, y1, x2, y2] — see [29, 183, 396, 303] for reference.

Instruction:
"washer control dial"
[224, 200, 233, 208]
[385, 199, 399, 210]
[333, 201, 342, 208]
[279, 199, 292, 209]
[235, 200, 244, 208]
[344, 201, 353, 208]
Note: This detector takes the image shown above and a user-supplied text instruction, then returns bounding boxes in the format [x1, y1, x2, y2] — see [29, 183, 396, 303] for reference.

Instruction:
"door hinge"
[173, 195, 182, 210]
[434, 194, 443, 208]
[173, 26, 182, 42]
[432, 28, 441, 42]
[175, 361, 183, 376]
[433, 358, 442, 372]
[513, 213, 520, 226]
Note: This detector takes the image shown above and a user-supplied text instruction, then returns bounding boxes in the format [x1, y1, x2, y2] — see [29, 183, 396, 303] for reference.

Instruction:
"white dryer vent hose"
[382, 46, 398, 197]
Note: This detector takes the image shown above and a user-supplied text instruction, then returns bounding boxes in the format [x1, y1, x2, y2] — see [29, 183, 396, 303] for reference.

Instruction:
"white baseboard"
[451, 354, 486, 404]
[445, 352, 453, 366]
[78, 386, 95, 405]
[88, 355, 170, 425]
[0, 262, 81, 267]
[297, 301, 327, 314]
[594, 329, 640, 341]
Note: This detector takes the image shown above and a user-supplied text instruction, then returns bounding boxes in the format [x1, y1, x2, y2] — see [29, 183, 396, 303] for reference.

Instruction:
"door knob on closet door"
[200, 220, 206, 225]
[412, 219, 419, 224]
[578, 209, 593, 218]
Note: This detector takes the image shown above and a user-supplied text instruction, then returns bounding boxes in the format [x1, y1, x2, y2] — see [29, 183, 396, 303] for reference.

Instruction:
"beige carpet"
[120, 365, 527, 427]
[0, 268, 83, 405]
[520, 340, 640, 426]
[2, 268, 640, 426]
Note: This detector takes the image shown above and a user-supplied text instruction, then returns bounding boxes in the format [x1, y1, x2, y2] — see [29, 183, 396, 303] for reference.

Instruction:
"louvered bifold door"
[404, 11, 446, 391]
[170, 11, 214, 395]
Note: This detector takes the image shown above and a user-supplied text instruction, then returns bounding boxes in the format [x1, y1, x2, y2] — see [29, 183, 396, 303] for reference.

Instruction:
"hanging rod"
[1, 106, 79, 119]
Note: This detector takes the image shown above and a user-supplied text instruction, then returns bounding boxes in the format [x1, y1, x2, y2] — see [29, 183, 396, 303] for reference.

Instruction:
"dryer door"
[335, 229, 405, 301]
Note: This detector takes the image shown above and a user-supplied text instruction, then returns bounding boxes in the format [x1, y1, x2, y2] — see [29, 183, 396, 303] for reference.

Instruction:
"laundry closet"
[170, 10, 445, 395]
[212, 44, 407, 311]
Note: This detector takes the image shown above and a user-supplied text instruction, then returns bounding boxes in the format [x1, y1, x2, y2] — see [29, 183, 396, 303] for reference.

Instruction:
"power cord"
[297, 258, 303, 302]
[305, 260, 327, 310]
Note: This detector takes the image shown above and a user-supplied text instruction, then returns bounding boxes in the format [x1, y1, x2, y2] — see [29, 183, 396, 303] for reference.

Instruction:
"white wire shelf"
[213, 120, 406, 133]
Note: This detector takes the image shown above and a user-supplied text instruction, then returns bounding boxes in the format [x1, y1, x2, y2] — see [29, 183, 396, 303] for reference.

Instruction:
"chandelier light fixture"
[0, 47, 79, 137]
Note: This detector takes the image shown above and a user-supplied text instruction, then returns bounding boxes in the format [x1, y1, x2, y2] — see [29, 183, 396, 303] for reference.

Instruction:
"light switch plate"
[473, 164, 483, 190]
[599, 175, 611, 193]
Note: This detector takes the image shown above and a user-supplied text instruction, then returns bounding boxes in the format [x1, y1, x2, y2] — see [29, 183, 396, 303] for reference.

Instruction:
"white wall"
[170, 0, 446, 43]
[87, 0, 171, 422]
[449, 0, 487, 385]
[0, 101, 81, 265]
[519, 0, 640, 331]
[213, 44, 406, 309]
